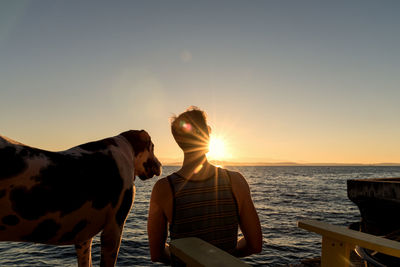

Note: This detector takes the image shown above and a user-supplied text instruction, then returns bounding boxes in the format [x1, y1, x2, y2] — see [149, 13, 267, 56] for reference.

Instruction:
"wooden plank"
[321, 235, 352, 267]
[298, 219, 400, 258]
[170, 237, 250, 267]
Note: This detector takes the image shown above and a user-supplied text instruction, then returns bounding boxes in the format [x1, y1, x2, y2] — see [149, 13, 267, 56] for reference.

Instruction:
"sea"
[1, 166, 400, 266]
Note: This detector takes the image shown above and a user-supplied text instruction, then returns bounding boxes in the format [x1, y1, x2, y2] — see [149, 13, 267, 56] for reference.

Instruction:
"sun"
[207, 135, 228, 160]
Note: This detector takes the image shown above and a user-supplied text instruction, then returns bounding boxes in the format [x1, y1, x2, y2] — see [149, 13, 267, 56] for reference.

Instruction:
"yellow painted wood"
[298, 219, 400, 266]
[170, 237, 250, 267]
[321, 235, 352, 267]
[298, 220, 400, 258]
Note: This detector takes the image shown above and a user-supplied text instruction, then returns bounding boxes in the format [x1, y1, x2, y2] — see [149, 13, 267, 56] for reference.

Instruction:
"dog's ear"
[121, 130, 150, 156]
[139, 130, 148, 140]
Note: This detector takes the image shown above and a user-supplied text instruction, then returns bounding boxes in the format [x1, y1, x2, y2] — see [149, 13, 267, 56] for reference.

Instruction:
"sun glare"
[207, 135, 228, 160]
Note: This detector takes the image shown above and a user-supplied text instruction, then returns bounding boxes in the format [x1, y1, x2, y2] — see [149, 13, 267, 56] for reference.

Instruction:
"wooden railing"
[170, 237, 250, 267]
[298, 219, 400, 267]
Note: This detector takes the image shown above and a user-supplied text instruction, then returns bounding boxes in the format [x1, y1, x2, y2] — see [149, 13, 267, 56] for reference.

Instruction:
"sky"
[1, 1, 399, 164]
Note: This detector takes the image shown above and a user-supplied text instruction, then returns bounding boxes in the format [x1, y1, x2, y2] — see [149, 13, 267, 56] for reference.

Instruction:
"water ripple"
[1, 166, 400, 266]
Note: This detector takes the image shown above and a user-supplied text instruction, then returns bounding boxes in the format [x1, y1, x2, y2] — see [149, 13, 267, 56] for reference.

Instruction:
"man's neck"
[177, 152, 216, 180]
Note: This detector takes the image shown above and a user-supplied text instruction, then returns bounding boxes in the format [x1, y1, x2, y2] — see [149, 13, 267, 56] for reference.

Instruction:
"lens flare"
[180, 120, 192, 132]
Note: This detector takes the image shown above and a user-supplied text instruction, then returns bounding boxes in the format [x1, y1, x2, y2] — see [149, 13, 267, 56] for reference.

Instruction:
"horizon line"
[160, 160, 400, 167]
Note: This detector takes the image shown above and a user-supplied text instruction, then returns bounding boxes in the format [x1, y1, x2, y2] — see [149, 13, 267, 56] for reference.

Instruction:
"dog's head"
[121, 130, 161, 180]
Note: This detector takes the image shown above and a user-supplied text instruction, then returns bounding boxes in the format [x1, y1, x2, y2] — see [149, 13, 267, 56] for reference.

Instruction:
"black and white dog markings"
[0, 130, 161, 267]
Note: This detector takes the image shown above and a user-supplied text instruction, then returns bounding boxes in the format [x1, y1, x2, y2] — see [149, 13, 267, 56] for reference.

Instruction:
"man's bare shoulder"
[154, 176, 170, 187]
[222, 169, 251, 200]
[223, 169, 249, 187]
[151, 177, 172, 200]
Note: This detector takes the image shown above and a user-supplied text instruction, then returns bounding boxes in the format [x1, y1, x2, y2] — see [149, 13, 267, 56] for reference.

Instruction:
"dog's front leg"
[99, 224, 123, 267]
[75, 238, 93, 267]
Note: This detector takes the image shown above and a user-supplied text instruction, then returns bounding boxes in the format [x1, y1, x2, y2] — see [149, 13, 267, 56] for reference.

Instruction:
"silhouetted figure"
[147, 106, 262, 265]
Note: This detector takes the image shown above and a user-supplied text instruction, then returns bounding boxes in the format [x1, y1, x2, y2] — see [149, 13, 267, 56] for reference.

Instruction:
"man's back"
[148, 165, 262, 262]
[167, 168, 239, 253]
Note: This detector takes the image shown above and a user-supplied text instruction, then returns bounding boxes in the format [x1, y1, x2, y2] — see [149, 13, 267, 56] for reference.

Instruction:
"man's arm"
[230, 172, 263, 257]
[147, 178, 171, 264]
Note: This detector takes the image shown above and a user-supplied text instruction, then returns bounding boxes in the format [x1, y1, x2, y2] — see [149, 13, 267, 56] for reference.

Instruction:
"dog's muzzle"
[139, 158, 162, 180]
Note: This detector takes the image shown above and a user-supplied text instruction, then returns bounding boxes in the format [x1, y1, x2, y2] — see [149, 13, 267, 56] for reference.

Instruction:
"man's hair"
[170, 106, 210, 152]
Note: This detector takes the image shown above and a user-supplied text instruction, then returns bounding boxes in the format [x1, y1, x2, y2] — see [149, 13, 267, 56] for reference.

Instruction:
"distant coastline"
[161, 161, 400, 167]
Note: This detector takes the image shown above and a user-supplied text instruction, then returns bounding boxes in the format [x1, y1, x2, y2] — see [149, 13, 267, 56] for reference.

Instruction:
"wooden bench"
[170, 237, 250, 267]
[298, 219, 400, 267]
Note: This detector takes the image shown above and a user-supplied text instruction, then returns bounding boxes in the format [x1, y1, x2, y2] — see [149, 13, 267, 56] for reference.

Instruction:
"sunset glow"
[1, 2, 399, 165]
[207, 135, 229, 160]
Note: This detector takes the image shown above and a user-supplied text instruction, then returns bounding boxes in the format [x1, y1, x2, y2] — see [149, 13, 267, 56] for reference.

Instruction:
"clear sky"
[1, 1, 399, 164]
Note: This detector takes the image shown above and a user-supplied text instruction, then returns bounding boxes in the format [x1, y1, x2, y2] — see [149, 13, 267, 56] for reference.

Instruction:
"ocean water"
[1, 166, 400, 266]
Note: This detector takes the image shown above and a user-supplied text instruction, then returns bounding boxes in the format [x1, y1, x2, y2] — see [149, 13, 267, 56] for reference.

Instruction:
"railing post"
[321, 235, 353, 267]
[298, 220, 400, 267]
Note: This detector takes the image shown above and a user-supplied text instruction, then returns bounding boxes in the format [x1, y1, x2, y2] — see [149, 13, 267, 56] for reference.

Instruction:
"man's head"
[171, 106, 210, 154]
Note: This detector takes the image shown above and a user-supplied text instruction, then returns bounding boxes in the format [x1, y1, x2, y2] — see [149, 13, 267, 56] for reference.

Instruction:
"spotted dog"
[0, 130, 161, 267]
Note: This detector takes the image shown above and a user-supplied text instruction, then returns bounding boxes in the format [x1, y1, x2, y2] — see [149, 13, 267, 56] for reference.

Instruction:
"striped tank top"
[167, 168, 239, 254]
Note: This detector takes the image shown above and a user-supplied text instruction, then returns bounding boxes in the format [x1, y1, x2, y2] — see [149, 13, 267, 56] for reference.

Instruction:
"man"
[147, 106, 262, 264]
